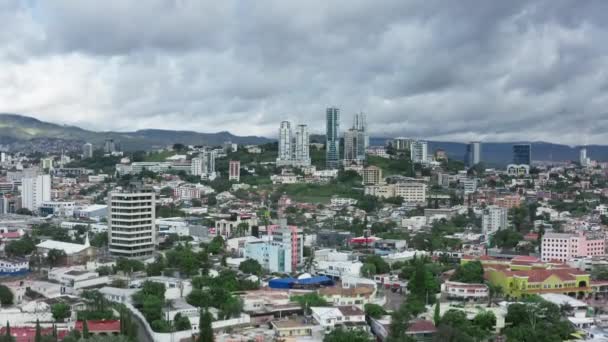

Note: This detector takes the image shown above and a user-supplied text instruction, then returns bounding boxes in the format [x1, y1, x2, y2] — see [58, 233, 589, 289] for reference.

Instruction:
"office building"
[466, 141, 481, 167]
[513, 144, 532, 165]
[82, 143, 93, 159]
[229, 160, 240, 182]
[354, 112, 369, 149]
[410, 140, 428, 163]
[293, 124, 311, 166]
[364, 182, 427, 202]
[326, 107, 340, 169]
[277, 121, 292, 165]
[541, 231, 606, 263]
[343, 128, 365, 164]
[463, 178, 478, 195]
[21, 174, 51, 211]
[580, 148, 589, 167]
[362, 166, 383, 185]
[481, 206, 508, 235]
[108, 186, 157, 258]
[244, 223, 303, 273]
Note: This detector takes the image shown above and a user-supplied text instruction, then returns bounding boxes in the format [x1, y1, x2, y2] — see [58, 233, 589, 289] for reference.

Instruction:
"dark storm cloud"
[0, 0, 607, 144]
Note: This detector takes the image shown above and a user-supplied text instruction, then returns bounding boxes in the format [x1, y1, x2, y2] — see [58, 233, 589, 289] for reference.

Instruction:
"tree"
[47, 249, 67, 268]
[364, 255, 390, 274]
[199, 308, 214, 342]
[292, 293, 330, 314]
[5, 321, 11, 342]
[82, 319, 90, 339]
[472, 310, 496, 335]
[450, 261, 484, 284]
[433, 301, 441, 326]
[173, 313, 192, 331]
[487, 283, 503, 307]
[0, 285, 14, 306]
[323, 327, 371, 342]
[387, 303, 414, 342]
[238, 259, 263, 276]
[142, 296, 163, 322]
[5, 235, 36, 257]
[51, 303, 71, 322]
[207, 236, 225, 254]
[360, 263, 376, 278]
[35, 319, 41, 342]
[364, 303, 386, 319]
[160, 187, 173, 197]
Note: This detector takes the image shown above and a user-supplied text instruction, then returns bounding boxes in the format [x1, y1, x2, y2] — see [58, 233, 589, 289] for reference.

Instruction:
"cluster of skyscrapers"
[191, 150, 217, 180]
[325, 108, 368, 169]
[276, 121, 311, 167]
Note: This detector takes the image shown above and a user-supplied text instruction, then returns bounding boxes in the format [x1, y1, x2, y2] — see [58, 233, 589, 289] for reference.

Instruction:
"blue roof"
[294, 276, 332, 285]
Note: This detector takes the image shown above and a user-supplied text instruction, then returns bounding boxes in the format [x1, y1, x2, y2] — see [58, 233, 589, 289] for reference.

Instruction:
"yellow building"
[462, 255, 592, 299]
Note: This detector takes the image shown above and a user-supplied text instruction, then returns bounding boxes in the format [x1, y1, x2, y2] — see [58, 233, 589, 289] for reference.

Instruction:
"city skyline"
[1, 2, 608, 145]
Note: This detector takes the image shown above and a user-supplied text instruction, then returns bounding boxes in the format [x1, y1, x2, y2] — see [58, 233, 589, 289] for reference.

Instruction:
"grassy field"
[367, 155, 414, 176]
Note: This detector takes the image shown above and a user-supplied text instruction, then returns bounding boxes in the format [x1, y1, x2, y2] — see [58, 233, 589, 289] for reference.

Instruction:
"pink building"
[541, 231, 606, 262]
[229, 160, 240, 182]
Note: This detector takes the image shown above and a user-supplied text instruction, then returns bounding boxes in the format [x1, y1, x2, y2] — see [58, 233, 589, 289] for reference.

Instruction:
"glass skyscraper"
[326, 107, 340, 169]
[513, 144, 532, 165]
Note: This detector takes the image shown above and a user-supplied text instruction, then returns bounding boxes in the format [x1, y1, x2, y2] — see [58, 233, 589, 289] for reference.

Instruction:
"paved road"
[130, 310, 154, 342]
[381, 287, 406, 312]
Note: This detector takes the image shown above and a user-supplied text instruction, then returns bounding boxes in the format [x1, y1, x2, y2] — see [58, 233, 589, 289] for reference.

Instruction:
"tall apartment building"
[108, 186, 157, 258]
[354, 112, 369, 149]
[229, 160, 240, 182]
[343, 128, 366, 164]
[326, 107, 340, 169]
[392, 137, 413, 151]
[293, 124, 310, 166]
[410, 140, 428, 163]
[82, 143, 93, 159]
[466, 141, 481, 167]
[276, 121, 310, 167]
[513, 144, 532, 165]
[21, 174, 51, 211]
[541, 231, 606, 262]
[191, 150, 217, 180]
[481, 206, 508, 235]
[277, 121, 292, 165]
[362, 165, 382, 185]
[104, 139, 117, 154]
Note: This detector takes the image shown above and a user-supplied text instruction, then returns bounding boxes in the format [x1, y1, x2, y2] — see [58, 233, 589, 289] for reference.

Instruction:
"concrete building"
[392, 137, 413, 151]
[82, 143, 93, 159]
[463, 178, 478, 195]
[354, 112, 368, 149]
[364, 182, 427, 203]
[410, 140, 428, 163]
[343, 128, 366, 165]
[276, 121, 311, 167]
[277, 121, 292, 166]
[294, 124, 311, 167]
[541, 231, 606, 262]
[104, 139, 117, 154]
[40, 201, 75, 217]
[21, 174, 51, 211]
[326, 107, 340, 169]
[244, 223, 303, 273]
[229, 160, 240, 182]
[442, 281, 489, 301]
[362, 166, 382, 185]
[108, 185, 157, 258]
[580, 148, 590, 167]
[481, 206, 508, 235]
[466, 141, 481, 167]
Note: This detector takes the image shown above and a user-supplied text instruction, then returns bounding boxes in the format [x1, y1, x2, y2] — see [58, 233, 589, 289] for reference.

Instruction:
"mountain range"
[0, 113, 606, 165]
[0, 113, 272, 151]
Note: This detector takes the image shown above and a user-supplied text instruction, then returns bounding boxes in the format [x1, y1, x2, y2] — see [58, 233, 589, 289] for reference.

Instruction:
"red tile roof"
[406, 320, 437, 334]
[75, 320, 121, 332]
[0, 327, 68, 342]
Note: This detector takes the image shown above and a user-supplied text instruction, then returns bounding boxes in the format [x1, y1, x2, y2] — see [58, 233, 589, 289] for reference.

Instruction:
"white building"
[482, 206, 508, 235]
[277, 121, 292, 166]
[21, 174, 51, 211]
[364, 182, 427, 203]
[442, 281, 489, 301]
[108, 186, 157, 258]
[277, 121, 311, 167]
[82, 143, 93, 159]
[40, 201, 75, 217]
[410, 140, 428, 163]
[463, 178, 478, 195]
[294, 124, 311, 167]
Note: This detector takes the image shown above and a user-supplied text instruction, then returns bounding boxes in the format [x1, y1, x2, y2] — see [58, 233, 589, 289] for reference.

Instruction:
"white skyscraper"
[82, 143, 93, 159]
[580, 147, 589, 167]
[277, 121, 292, 166]
[21, 174, 51, 211]
[410, 140, 428, 163]
[277, 121, 310, 167]
[343, 128, 366, 164]
[294, 124, 310, 166]
[354, 112, 369, 149]
[108, 186, 157, 258]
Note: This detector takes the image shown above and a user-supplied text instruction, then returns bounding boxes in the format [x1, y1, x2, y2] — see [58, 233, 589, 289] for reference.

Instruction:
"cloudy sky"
[1, 1, 607, 144]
